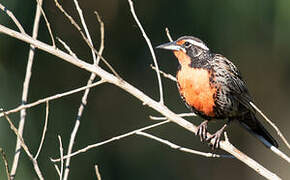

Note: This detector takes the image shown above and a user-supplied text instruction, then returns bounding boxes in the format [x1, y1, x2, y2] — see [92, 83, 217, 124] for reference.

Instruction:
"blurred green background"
[0, 0, 289, 179]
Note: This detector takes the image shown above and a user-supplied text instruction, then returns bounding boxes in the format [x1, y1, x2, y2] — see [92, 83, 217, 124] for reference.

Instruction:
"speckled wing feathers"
[210, 54, 255, 115]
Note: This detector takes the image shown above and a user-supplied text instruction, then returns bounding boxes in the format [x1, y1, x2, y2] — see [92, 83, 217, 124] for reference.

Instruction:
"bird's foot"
[206, 124, 227, 149]
[196, 120, 208, 142]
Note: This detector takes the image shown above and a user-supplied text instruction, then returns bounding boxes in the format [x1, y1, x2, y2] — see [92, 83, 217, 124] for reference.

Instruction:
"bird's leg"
[206, 123, 228, 149]
[196, 120, 208, 142]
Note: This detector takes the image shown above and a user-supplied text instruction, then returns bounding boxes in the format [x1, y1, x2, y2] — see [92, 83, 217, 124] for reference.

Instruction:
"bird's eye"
[184, 41, 191, 48]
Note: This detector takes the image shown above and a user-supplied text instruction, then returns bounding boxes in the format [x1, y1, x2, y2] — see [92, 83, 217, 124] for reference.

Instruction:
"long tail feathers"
[239, 112, 278, 148]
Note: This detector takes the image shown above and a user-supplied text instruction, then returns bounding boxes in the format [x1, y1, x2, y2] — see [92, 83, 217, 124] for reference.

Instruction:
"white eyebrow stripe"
[186, 39, 209, 50]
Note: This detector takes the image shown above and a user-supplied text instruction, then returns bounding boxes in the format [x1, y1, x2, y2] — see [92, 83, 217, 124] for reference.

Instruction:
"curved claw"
[206, 124, 228, 149]
[196, 120, 208, 142]
[207, 132, 222, 149]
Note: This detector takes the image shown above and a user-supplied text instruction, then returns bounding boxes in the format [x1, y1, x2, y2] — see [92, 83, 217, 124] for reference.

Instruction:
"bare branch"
[35, 101, 49, 159]
[35, 0, 56, 47]
[54, 0, 120, 79]
[58, 135, 64, 180]
[128, 0, 164, 104]
[165, 27, 173, 42]
[150, 64, 177, 82]
[63, 122, 78, 180]
[51, 120, 170, 162]
[11, 0, 43, 176]
[0, 3, 25, 33]
[94, 11, 104, 65]
[250, 101, 290, 150]
[1, 80, 105, 118]
[0, 148, 11, 180]
[73, 0, 97, 64]
[136, 132, 233, 158]
[53, 164, 61, 177]
[150, 112, 196, 120]
[224, 132, 230, 142]
[270, 146, 290, 163]
[2, 111, 44, 180]
[57, 37, 78, 58]
[95, 165, 102, 180]
[62, 3, 106, 179]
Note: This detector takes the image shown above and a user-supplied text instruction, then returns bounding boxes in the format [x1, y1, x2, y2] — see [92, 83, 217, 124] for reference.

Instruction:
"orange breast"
[174, 50, 191, 65]
[177, 66, 216, 117]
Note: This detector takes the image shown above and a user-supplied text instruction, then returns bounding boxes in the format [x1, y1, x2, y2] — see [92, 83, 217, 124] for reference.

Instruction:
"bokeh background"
[0, 0, 289, 179]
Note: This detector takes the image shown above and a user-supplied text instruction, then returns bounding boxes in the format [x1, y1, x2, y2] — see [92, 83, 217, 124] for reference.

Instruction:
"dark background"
[0, 0, 289, 179]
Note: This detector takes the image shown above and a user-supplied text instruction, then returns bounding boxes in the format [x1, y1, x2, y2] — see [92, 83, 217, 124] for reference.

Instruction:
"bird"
[156, 36, 278, 149]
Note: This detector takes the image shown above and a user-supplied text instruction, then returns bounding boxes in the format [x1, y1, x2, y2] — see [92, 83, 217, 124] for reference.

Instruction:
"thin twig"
[95, 165, 102, 180]
[270, 146, 290, 163]
[73, 0, 97, 64]
[53, 164, 61, 177]
[58, 135, 64, 180]
[0, 80, 105, 118]
[150, 64, 176, 82]
[35, 101, 49, 159]
[0, 24, 284, 180]
[51, 120, 170, 162]
[10, 0, 43, 177]
[224, 132, 230, 142]
[0, 3, 26, 33]
[94, 11, 104, 65]
[0, 148, 11, 180]
[62, 2, 105, 179]
[2, 111, 44, 180]
[35, 0, 56, 47]
[136, 132, 233, 158]
[57, 37, 78, 58]
[150, 112, 196, 120]
[128, 0, 164, 104]
[54, 0, 120, 79]
[165, 27, 173, 42]
[249, 101, 290, 150]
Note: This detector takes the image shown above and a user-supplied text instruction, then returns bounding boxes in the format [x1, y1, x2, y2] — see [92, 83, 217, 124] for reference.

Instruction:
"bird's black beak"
[156, 41, 184, 51]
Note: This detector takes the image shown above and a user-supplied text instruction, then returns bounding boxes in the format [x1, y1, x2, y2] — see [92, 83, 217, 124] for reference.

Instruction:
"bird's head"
[156, 36, 209, 58]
